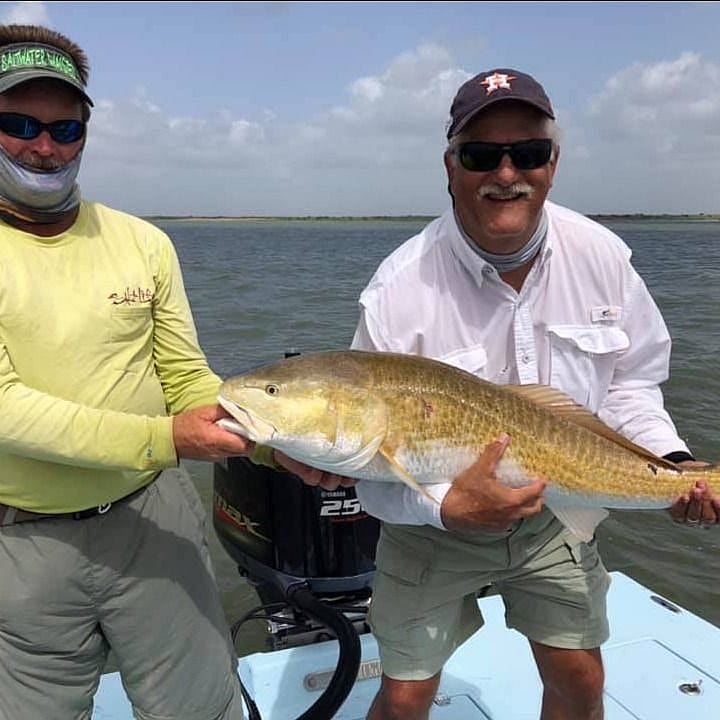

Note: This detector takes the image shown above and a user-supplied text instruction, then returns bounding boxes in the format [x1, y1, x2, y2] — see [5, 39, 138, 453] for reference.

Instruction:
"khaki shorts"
[0, 467, 244, 720]
[368, 509, 611, 681]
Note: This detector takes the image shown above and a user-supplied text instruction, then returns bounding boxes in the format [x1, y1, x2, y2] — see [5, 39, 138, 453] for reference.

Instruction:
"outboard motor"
[213, 451, 380, 718]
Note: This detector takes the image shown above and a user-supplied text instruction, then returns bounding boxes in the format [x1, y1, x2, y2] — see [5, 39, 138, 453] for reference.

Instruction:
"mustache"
[479, 182, 534, 199]
[17, 154, 64, 171]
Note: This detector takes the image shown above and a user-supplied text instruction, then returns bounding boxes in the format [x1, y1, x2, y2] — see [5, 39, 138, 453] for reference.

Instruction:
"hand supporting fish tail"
[669, 470, 720, 527]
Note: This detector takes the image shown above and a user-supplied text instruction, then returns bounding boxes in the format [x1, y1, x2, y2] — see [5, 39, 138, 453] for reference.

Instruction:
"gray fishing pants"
[0, 466, 244, 720]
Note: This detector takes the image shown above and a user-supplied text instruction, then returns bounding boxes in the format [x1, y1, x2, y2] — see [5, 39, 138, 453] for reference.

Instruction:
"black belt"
[0, 483, 150, 526]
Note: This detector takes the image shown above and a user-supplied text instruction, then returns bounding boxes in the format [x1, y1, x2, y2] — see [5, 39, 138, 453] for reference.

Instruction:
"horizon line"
[142, 212, 720, 221]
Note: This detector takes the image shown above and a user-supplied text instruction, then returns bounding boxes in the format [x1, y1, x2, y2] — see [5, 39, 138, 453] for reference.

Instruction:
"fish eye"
[265, 384, 280, 396]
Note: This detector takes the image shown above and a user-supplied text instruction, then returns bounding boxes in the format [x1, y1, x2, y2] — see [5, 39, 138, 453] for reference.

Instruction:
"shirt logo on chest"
[108, 286, 154, 306]
[591, 306, 622, 323]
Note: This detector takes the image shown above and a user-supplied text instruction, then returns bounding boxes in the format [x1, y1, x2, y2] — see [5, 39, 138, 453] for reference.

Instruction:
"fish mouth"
[217, 395, 277, 443]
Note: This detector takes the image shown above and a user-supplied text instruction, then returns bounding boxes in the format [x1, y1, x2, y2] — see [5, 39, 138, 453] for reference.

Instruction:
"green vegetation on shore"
[143, 215, 436, 222]
[589, 213, 720, 222]
[144, 213, 720, 223]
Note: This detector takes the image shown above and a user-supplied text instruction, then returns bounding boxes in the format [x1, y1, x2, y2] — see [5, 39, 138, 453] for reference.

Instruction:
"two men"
[0, 22, 715, 720]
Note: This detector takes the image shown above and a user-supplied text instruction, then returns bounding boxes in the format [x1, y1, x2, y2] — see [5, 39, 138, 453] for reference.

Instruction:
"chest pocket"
[107, 305, 154, 370]
[548, 325, 629, 412]
[439, 344, 488, 379]
[109, 305, 153, 342]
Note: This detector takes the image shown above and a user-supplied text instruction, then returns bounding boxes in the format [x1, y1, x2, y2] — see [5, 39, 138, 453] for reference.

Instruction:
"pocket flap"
[440, 344, 488, 374]
[548, 325, 629, 354]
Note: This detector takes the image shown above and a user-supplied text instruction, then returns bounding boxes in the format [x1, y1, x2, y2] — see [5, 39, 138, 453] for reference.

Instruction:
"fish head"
[218, 352, 388, 472]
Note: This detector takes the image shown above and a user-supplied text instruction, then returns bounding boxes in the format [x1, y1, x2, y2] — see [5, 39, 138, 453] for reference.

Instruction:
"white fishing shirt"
[350, 201, 690, 529]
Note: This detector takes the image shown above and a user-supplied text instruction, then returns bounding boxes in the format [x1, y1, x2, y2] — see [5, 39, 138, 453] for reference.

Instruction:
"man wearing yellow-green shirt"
[0, 24, 252, 720]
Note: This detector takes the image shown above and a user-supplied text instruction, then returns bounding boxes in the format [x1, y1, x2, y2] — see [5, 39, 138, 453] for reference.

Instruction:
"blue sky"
[3, 1, 720, 216]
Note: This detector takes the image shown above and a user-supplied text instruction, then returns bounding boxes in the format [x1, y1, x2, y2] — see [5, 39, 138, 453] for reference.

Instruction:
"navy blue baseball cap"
[447, 68, 553, 139]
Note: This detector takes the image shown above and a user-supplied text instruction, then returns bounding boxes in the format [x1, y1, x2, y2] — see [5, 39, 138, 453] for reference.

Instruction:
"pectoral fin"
[319, 434, 385, 474]
[547, 504, 609, 543]
[379, 445, 440, 505]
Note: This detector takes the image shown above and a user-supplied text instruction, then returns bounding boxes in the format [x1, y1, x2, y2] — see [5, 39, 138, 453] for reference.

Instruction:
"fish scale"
[218, 350, 717, 540]
[351, 353, 676, 503]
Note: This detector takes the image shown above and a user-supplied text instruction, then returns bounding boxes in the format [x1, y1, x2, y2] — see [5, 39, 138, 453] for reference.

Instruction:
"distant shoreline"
[144, 215, 436, 222]
[145, 213, 720, 223]
[590, 214, 720, 222]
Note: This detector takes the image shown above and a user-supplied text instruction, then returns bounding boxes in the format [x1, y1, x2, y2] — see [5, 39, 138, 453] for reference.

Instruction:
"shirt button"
[522, 354, 531, 364]
[482, 266, 493, 275]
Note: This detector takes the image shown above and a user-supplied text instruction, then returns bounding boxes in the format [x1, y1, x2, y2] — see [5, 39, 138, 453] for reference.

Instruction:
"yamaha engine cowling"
[213, 456, 380, 610]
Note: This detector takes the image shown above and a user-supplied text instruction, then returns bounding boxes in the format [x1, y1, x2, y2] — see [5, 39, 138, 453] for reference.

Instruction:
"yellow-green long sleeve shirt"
[0, 201, 222, 512]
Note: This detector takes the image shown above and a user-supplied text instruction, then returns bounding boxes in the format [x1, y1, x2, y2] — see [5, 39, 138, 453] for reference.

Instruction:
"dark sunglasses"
[455, 138, 553, 172]
[0, 112, 85, 144]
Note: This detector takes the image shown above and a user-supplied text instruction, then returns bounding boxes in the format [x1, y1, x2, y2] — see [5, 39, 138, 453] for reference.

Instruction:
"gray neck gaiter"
[0, 144, 82, 223]
[456, 208, 548, 273]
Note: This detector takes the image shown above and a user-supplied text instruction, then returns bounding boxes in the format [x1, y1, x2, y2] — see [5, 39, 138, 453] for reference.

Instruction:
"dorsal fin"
[501, 384, 681, 472]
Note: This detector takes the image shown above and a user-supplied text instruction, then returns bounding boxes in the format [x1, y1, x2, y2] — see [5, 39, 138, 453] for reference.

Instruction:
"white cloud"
[0, 5, 718, 215]
[553, 52, 720, 214]
[2, 1, 50, 26]
[81, 43, 466, 215]
[326, 45, 467, 139]
[589, 52, 720, 146]
[76, 45, 720, 215]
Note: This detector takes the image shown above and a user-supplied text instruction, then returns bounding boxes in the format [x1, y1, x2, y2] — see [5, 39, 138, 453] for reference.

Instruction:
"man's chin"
[474, 217, 535, 248]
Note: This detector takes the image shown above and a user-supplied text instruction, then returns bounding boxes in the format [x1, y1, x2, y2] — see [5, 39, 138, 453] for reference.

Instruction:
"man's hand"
[441, 434, 547, 533]
[669, 461, 720, 526]
[274, 451, 357, 490]
[173, 405, 254, 461]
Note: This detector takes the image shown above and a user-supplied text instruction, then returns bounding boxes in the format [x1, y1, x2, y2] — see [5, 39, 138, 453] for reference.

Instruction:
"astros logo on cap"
[480, 72, 516, 95]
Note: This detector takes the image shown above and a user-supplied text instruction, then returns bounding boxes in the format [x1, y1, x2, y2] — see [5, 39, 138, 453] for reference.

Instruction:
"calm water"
[154, 217, 720, 654]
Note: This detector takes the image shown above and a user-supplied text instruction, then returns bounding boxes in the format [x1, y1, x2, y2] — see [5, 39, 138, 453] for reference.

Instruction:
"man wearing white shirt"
[339, 68, 720, 720]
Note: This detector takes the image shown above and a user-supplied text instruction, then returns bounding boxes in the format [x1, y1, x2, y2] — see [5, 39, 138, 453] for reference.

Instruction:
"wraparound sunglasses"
[0, 112, 85, 144]
[455, 138, 553, 172]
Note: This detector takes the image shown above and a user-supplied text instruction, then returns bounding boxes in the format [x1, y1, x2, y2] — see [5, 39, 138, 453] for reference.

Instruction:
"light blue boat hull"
[93, 572, 719, 718]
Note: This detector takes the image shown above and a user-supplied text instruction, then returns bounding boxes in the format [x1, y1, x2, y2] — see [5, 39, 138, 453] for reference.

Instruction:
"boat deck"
[93, 572, 720, 718]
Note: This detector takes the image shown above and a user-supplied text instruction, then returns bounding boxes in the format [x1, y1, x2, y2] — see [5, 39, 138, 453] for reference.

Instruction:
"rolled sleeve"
[356, 480, 451, 529]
